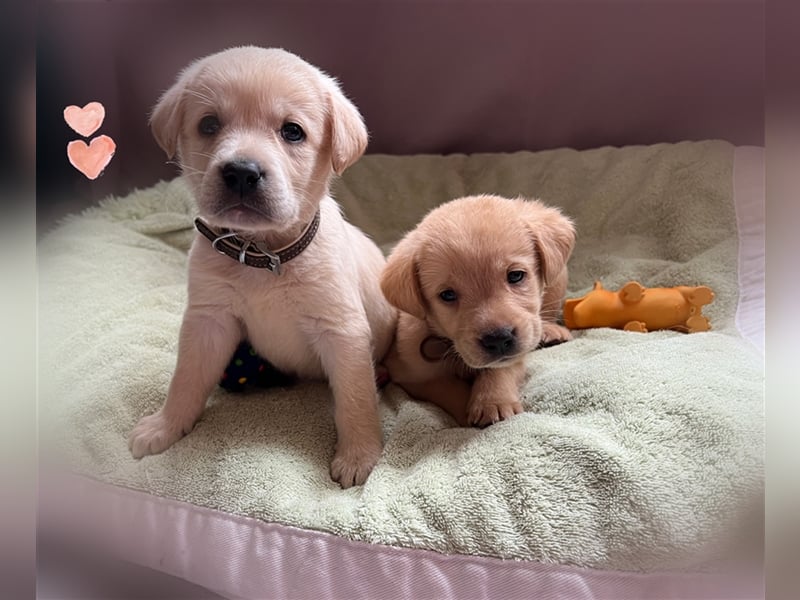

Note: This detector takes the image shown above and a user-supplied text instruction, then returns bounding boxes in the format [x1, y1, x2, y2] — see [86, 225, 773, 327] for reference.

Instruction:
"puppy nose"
[221, 160, 264, 195]
[479, 327, 517, 357]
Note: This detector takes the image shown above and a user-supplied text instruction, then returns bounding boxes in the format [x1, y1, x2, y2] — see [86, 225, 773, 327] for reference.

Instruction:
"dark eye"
[281, 122, 305, 143]
[507, 270, 526, 284]
[198, 115, 221, 136]
[439, 289, 458, 303]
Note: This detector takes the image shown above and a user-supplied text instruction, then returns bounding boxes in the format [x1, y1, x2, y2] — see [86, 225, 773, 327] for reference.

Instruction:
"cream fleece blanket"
[38, 141, 763, 571]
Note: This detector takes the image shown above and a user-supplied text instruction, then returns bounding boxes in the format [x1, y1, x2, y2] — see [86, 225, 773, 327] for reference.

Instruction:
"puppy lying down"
[380, 195, 576, 427]
[129, 46, 396, 488]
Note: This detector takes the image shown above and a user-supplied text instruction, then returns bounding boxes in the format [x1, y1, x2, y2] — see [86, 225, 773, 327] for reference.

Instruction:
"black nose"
[221, 160, 264, 196]
[479, 327, 517, 357]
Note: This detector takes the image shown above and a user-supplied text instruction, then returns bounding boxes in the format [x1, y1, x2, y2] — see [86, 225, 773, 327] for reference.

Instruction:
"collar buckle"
[262, 250, 281, 275]
[211, 231, 239, 256]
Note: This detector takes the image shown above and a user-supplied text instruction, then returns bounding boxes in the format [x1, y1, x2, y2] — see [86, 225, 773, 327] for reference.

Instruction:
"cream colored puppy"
[129, 46, 396, 488]
[380, 195, 575, 427]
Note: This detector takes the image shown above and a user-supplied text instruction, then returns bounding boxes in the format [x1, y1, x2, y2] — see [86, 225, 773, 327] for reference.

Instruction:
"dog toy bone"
[563, 281, 714, 333]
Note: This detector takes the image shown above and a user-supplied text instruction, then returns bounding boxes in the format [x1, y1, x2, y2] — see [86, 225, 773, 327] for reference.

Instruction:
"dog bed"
[38, 141, 764, 599]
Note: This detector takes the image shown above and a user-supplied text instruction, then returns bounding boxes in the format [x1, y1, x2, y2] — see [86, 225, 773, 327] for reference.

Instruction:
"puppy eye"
[439, 289, 458, 303]
[281, 122, 305, 143]
[198, 115, 221, 136]
[507, 270, 526, 284]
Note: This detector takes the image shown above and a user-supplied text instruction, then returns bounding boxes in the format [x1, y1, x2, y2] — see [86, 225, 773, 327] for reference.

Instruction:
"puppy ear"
[150, 84, 184, 159]
[150, 60, 203, 159]
[524, 201, 576, 286]
[325, 78, 368, 175]
[380, 235, 427, 320]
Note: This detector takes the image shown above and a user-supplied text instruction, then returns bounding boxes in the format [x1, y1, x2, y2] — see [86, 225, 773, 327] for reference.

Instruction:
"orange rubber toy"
[563, 281, 714, 333]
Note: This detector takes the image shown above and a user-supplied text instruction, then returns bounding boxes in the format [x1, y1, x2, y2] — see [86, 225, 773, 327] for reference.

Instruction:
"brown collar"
[420, 335, 454, 362]
[420, 335, 476, 381]
[194, 210, 321, 275]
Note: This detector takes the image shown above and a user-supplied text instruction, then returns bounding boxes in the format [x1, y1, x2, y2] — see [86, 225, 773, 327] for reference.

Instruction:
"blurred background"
[36, 0, 764, 232]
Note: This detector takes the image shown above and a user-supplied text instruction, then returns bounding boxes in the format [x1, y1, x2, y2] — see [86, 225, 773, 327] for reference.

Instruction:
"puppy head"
[381, 195, 575, 368]
[150, 46, 367, 234]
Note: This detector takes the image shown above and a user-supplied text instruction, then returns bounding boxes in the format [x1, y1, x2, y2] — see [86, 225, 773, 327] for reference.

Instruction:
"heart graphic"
[63, 102, 106, 137]
[67, 135, 116, 180]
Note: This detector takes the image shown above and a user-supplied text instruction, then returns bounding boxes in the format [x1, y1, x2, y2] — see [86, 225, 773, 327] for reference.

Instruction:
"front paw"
[540, 322, 573, 347]
[467, 396, 523, 427]
[330, 438, 382, 488]
[129, 410, 192, 458]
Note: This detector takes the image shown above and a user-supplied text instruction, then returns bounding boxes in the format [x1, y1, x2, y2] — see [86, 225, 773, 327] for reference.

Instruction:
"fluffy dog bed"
[38, 141, 763, 597]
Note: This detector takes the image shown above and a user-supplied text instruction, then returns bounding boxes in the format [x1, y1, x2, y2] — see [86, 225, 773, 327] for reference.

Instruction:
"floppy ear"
[150, 60, 204, 160]
[524, 201, 576, 286]
[325, 78, 368, 175]
[380, 235, 427, 320]
[150, 84, 184, 159]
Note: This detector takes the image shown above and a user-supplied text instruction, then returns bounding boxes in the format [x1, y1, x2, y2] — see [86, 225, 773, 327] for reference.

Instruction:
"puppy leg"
[396, 377, 472, 427]
[129, 309, 241, 458]
[317, 327, 383, 488]
[540, 268, 573, 345]
[467, 361, 526, 427]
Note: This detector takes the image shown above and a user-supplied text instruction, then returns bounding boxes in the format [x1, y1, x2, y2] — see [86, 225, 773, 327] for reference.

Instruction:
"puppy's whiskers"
[196, 81, 217, 97]
[184, 88, 215, 106]
[165, 160, 206, 179]
[539, 310, 564, 319]
[188, 151, 217, 160]
[174, 164, 205, 177]
[441, 344, 474, 375]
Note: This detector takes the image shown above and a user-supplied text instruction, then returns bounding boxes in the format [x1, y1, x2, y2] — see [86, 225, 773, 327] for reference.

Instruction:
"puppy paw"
[330, 439, 382, 488]
[467, 397, 523, 427]
[129, 411, 191, 458]
[539, 322, 573, 347]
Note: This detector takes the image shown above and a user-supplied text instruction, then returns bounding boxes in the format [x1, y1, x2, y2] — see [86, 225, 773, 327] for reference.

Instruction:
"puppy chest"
[238, 295, 324, 376]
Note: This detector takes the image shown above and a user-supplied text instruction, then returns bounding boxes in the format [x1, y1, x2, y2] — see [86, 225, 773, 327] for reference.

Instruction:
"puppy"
[129, 46, 397, 488]
[380, 195, 575, 427]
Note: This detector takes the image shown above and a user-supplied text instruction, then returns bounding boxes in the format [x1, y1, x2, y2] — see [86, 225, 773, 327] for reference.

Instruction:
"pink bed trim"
[39, 474, 762, 600]
[732, 146, 765, 354]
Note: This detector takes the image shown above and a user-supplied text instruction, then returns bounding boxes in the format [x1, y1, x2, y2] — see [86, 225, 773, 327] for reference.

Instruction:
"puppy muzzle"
[478, 327, 518, 358]
[221, 159, 264, 197]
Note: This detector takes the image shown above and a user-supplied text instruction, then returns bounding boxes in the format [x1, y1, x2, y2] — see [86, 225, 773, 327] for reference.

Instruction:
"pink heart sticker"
[67, 135, 116, 180]
[63, 102, 106, 137]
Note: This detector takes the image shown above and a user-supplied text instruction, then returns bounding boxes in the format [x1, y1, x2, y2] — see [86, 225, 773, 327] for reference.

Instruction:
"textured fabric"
[38, 141, 764, 572]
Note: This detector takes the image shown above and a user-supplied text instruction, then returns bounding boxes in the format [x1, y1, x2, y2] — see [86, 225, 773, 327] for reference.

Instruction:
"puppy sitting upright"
[380, 195, 575, 427]
[129, 47, 396, 488]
